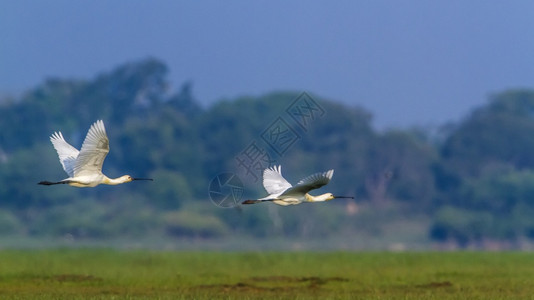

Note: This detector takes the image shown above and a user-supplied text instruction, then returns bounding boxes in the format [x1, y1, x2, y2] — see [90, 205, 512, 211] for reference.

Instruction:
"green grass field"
[0, 249, 533, 299]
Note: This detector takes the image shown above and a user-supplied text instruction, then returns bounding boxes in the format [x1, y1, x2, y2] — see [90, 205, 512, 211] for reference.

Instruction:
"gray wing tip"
[295, 168, 334, 186]
[327, 169, 334, 179]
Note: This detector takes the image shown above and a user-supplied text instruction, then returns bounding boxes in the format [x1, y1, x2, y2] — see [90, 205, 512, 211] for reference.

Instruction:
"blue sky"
[1, 1, 534, 128]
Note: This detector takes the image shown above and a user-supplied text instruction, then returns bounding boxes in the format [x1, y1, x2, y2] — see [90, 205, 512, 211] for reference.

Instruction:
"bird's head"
[308, 193, 354, 202]
[312, 193, 336, 202]
[121, 175, 153, 183]
[326, 193, 354, 201]
[120, 175, 134, 183]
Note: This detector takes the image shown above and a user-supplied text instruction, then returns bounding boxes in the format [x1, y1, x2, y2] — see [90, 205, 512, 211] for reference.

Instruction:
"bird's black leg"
[38, 180, 70, 185]
[242, 199, 276, 205]
[242, 200, 263, 205]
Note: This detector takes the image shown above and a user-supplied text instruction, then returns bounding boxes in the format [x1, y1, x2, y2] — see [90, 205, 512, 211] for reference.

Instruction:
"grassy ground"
[0, 250, 533, 299]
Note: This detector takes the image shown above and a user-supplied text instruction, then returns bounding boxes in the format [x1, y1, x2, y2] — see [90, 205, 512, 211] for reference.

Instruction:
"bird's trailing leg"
[38, 180, 71, 186]
[242, 200, 263, 205]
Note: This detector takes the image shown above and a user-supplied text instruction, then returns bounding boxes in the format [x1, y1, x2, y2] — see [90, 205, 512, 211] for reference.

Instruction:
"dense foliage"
[1, 58, 534, 247]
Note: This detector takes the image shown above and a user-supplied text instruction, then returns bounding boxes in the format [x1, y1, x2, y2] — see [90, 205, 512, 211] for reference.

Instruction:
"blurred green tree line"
[0, 58, 533, 247]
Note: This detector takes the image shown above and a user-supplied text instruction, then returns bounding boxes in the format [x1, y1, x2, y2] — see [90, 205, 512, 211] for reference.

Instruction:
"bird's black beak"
[132, 178, 153, 181]
[334, 196, 354, 199]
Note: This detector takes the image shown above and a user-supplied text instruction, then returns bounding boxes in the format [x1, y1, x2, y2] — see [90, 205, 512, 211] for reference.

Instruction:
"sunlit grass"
[0, 250, 533, 299]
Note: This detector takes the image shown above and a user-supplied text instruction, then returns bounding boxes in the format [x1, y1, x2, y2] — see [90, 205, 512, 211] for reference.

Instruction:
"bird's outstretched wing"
[282, 169, 334, 196]
[50, 132, 80, 177]
[262, 165, 292, 195]
[73, 120, 110, 177]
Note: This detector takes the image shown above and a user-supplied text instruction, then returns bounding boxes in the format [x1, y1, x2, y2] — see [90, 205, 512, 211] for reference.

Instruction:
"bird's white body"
[270, 193, 336, 206]
[40, 120, 152, 187]
[243, 165, 352, 206]
[66, 173, 106, 188]
[62, 173, 133, 187]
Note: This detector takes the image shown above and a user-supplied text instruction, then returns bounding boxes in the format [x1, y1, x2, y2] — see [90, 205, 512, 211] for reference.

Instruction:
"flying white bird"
[242, 165, 353, 206]
[39, 120, 153, 187]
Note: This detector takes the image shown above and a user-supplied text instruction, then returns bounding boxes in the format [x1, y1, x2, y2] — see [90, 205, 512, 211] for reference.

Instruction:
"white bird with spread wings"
[39, 120, 153, 187]
[242, 165, 353, 206]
